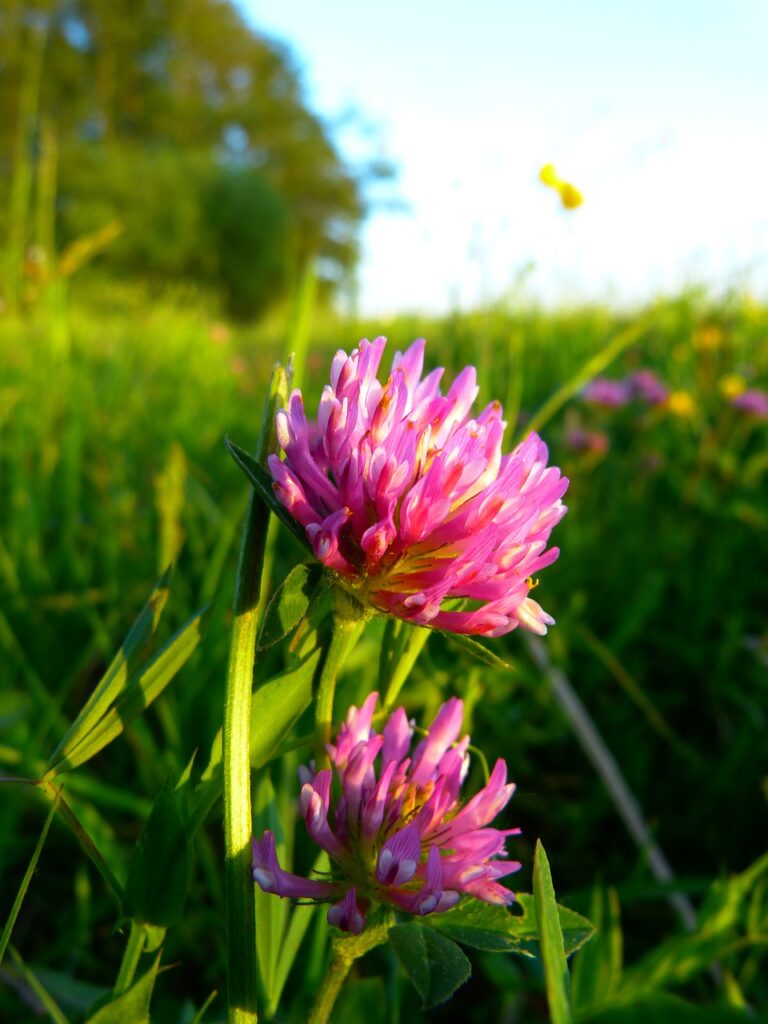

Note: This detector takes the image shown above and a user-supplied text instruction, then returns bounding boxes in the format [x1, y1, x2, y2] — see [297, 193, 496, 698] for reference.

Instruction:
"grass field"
[1, 284, 767, 1023]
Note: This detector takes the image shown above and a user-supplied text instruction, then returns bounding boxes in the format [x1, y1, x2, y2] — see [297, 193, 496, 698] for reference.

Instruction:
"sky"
[240, 0, 768, 315]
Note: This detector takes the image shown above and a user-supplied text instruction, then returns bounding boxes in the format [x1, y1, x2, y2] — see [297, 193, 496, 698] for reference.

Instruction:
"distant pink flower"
[564, 426, 610, 455]
[268, 337, 568, 637]
[628, 369, 669, 406]
[731, 389, 768, 419]
[582, 378, 631, 408]
[252, 693, 520, 934]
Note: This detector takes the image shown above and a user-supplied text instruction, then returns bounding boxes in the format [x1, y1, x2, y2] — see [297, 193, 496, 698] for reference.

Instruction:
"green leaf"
[257, 563, 324, 649]
[250, 647, 322, 769]
[388, 923, 471, 1009]
[426, 893, 594, 958]
[122, 784, 190, 928]
[580, 994, 768, 1024]
[188, 646, 322, 835]
[48, 607, 207, 774]
[0, 792, 59, 966]
[437, 630, 516, 672]
[224, 438, 311, 551]
[44, 571, 171, 773]
[534, 839, 572, 1024]
[85, 953, 160, 1024]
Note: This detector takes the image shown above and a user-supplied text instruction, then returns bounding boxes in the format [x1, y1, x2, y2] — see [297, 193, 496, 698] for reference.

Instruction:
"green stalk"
[307, 951, 352, 1024]
[113, 921, 145, 997]
[223, 488, 268, 1024]
[307, 916, 392, 1024]
[314, 589, 367, 770]
[223, 367, 288, 1024]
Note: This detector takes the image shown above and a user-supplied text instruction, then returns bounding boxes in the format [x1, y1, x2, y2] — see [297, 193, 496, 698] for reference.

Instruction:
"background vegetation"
[1, 2, 767, 1023]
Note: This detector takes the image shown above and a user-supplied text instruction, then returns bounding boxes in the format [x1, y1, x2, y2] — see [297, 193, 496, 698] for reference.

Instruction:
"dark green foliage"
[389, 923, 472, 1008]
[122, 784, 190, 929]
[202, 165, 291, 319]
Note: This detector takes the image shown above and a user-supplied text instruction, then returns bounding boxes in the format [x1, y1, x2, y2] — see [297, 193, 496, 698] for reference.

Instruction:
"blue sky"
[240, 0, 768, 313]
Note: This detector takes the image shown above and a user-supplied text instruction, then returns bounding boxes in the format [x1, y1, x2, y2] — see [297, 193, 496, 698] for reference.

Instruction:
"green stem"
[223, 486, 267, 1024]
[382, 625, 430, 712]
[314, 595, 366, 769]
[307, 917, 393, 1024]
[307, 951, 353, 1024]
[113, 921, 145, 996]
[223, 367, 288, 1024]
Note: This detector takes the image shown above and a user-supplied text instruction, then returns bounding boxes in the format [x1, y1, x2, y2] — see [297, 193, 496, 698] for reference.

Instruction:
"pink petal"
[252, 831, 336, 900]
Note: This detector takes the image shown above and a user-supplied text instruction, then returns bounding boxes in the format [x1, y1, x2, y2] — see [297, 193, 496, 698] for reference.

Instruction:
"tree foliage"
[0, 0, 367, 316]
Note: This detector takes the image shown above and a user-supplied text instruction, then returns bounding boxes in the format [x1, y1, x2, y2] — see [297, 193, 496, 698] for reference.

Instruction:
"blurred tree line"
[0, 0, 387, 317]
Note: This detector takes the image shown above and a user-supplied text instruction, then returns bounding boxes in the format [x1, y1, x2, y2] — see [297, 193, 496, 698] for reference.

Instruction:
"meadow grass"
[1, 286, 767, 1022]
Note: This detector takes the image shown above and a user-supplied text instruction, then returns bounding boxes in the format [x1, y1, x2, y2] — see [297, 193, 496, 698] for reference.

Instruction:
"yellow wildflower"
[693, 325, 724, 352]
[719, 373, 746, 399]
[666, 390, 696, 418]
[539, 163, 584, 210]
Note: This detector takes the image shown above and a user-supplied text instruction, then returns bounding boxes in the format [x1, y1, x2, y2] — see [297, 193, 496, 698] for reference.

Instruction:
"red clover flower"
[252, 693, 520, 934]
[268, 337, 567, 637]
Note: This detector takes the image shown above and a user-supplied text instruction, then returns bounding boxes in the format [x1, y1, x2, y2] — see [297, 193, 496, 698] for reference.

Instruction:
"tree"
[0, 0, 370, 315]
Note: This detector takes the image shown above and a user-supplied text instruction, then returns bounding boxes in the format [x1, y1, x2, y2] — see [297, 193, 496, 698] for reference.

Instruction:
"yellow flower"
[559, 183, 583, 209]
[693, 325, 724, 352]
[539, 163, 559, 187]
[539, 163, 584, 209]
[719, 373, 746, 398]
[666, 389, 696, 418]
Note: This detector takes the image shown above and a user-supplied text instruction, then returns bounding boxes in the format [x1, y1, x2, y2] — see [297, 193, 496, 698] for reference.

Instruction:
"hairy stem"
[113, 920, 145, 996]
[307, 916, 393, 1024]
[314, 591, 367, 769]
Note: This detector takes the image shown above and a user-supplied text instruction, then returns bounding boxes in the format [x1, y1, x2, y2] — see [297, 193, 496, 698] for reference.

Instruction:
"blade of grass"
[37, 781, 124, 902]
[47, 606, 206, 775]
[526, 636, 697, 932]
[44, 569, 171, 773]
[283, 262, 316, 391]
[523, 309, 658, 438]
[533, 840, 572, 1024]
[7, 944, 71, 1024]
[0, 790, 59, 966]
[578, 626, 702, 765]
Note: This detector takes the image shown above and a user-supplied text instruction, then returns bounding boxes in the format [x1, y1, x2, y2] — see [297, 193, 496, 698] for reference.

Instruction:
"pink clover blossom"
[268, 337, 568, 637]
[252, 693, 521, 934]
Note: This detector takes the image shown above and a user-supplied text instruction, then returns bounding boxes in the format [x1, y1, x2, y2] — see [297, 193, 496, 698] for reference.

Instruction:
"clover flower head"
[582, 378, 631, 408]
[731, 388, 768, 419]
[268, 337, 568, 637]
[628, 369, 669, 406]
[252, 693, 521, 934]
[564, 425, 610, 455]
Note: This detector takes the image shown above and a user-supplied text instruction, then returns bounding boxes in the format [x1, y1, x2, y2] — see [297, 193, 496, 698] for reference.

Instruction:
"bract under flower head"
[252, 693, 521, 934]
[268, 337, 568, 637]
